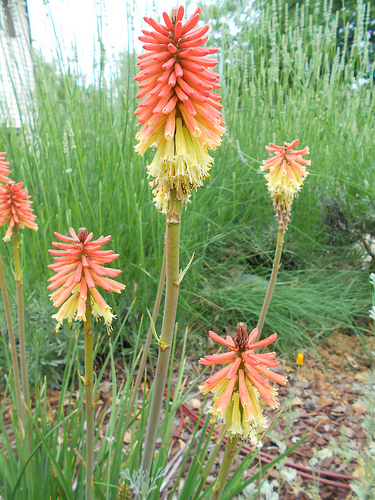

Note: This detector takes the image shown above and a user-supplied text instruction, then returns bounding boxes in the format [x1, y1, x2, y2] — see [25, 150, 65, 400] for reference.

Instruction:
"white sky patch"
[27, 0, 199, 82]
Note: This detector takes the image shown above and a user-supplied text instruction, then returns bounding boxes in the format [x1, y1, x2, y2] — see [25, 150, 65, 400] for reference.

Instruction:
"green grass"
[0, 1, 374, 498]
[0, 0, 374, 384]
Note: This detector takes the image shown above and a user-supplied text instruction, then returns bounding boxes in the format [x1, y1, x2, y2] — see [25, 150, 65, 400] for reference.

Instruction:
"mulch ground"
[161, 329, 374, 499]
[260, 329, 373, 500]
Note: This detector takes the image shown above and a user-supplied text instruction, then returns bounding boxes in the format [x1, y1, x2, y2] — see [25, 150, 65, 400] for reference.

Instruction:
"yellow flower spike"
[146, 118, 215, 210]
[296, 353, 304, 366]
[261, 139, 310, 231]
[227, 392, 244, 437]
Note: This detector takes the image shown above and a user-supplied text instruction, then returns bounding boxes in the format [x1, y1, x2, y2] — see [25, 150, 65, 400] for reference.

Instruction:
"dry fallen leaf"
[292, 396, 304, 406]
[352, 402, 367, 414]
[354, 371, 368, 382]
[190, 398, 202, 410]
[98, 381, 112, 393]
[124, 430, 132, 444]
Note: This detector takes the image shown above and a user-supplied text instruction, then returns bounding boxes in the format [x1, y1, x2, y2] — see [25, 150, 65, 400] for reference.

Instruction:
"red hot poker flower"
[261, 139, 310, 231]
[199, 323, 286, 440]
[0, 181, 38, 241]
[134, 6, 225, 211]
[135, 5, 224, 153]
[0, 152, 12, 184]
[48, 228, 125, 328]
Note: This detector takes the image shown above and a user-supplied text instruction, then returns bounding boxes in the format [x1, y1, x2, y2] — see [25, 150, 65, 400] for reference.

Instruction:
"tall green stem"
[210, 436, 238, 500]
[141, 190, 182, 475]
[124, 236, 166, 431]
[0, 251, 24, 429]
[256, 229, 284, 338]
[12, 230, 29, 406]
[84, 304, 94, 500]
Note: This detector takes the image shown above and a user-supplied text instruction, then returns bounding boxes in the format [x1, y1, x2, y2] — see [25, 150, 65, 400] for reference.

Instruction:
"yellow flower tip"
[262, 139, 310, 231]
[296, 353, 304, 366]
[146, 120, 214, 209]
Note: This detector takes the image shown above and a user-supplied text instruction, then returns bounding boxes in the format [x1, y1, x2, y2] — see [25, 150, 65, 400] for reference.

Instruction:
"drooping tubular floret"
[134, 6, 225, 211]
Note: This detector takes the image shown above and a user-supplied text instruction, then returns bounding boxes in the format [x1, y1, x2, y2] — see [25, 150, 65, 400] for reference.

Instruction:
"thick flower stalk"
[0, 181, 38, 241]
[48, 228, 125, 328]
[261, 139, 310, 231]
[200, 322, 287, 441]
[0, 152, 12, 184]
[135, 5, 225, 211]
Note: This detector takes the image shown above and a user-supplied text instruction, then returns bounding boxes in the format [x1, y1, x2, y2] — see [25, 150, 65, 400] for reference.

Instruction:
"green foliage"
[0, 320, 305, 499]
[0, 0, 373, 385]
[121, 467, 164, 498]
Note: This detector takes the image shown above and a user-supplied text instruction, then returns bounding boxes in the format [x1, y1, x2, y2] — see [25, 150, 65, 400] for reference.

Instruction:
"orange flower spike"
[199, 322, 287, 440]
[261, 139, 310, 231]
[48, 228, 125, 328]
[134, 6, 225, 212]
[0, 152, 12, 184]
[134, 5, 224, 150]
[0, 181, 38, 241]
